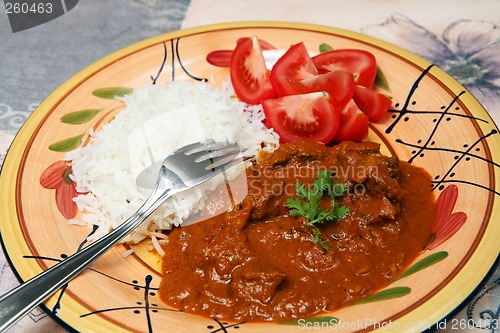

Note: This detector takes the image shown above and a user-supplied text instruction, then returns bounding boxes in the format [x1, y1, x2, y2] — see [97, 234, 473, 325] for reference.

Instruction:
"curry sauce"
[159, 141, 436, 321]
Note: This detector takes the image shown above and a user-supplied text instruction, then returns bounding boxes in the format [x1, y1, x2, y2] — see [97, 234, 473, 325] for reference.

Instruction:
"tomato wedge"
[237, 37, 276, 51]
[352, 85, 392, 122]
[262, 91, 341, 144]
[299, 70, 355, 108]
[207, 38, 276, 67]
[270, 42, 318, 97]
[333, 99, 369, 142]
[312, 49, 377, 89]
[230, 36, 275, 104]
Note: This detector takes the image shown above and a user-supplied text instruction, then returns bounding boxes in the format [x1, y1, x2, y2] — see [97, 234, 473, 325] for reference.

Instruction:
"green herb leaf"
[48, 134, 84, 152]
[60, 109, 102, 124]
[316, 234, 329, 250]
[286, 198, 308, 217]
[334, 205, 350, 220]
[295, 183, 309, 199]
[319, 43, 334, 53]
[92, 87, 133, 99]
[314, 170, 332, 192]
[286, 170, 350, 250]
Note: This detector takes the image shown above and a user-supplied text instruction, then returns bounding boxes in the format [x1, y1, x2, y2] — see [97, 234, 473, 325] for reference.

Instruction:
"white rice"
[66, 80, 279, 248]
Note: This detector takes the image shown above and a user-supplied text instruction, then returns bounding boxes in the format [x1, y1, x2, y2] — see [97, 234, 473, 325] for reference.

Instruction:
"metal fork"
[0, 141, 243, 332]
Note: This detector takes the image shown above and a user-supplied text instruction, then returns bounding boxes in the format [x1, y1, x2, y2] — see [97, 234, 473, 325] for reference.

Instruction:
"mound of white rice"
[66, 81, 279, 250]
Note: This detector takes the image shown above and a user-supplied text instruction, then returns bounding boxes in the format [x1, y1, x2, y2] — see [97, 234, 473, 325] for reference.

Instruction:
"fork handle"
[0, 186, 172, 332]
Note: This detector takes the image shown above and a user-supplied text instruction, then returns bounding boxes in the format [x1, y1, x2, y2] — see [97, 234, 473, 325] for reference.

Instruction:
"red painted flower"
[40, 161, 79, 219]
[426, 185, 467, 250]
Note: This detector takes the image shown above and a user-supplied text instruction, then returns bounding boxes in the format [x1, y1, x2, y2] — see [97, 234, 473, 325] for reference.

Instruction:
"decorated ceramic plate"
[1, 22, 499, 333]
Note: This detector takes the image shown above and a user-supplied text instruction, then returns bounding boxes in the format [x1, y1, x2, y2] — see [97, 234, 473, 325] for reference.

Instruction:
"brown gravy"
[159, 141, 436, 321]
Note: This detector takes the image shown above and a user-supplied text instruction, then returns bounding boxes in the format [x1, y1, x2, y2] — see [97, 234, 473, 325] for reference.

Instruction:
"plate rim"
[1, 21, 499, 332]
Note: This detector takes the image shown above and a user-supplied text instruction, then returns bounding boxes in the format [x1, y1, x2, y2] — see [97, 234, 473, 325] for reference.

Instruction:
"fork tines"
[205, 154, 254, 171]
[179, 141, 252, 172]
[185, 142, 238, 156]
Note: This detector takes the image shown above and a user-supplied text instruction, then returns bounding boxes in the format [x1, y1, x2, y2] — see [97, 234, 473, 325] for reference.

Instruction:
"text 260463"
[5, 2, 53, 14]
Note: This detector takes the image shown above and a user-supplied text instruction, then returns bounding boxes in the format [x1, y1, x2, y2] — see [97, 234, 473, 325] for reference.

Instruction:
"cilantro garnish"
[286, 170, 350, 250]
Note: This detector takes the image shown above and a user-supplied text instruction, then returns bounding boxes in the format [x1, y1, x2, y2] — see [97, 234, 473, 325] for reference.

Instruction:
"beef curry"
[159, 141, 436, 321]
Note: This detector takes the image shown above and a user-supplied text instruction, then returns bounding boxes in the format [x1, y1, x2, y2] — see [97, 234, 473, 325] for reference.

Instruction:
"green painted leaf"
[354, 287, 411, 305]
[394, 251, 448, 282]
[375, 65, 391, 91]
[319, 43, 334, 53]
[49, 134, 84, 152]
[280, 316, 339, 325]
[60, 109, 102, 124]
[92, 87, 133, 99]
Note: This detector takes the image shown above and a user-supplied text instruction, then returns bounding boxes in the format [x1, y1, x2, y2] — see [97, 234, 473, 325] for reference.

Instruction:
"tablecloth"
[0, 0, 498, 332]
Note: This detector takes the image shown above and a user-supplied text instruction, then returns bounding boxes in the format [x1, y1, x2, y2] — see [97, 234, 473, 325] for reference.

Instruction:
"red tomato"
[262, 92, 341, 144]
[312, 49, 377, 89]
[352, 85, 392, 122]
[230, 37, 275, 104]
[299, 70, 355, 108]
[270, 42, 318, 96]
[237, 37, 276, 51]
[333, 99, 369, 142]
[207, 38, 276, 68]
